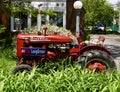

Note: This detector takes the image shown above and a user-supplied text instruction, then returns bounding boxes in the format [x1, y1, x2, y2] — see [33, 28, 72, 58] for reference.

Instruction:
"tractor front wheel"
[13, 64, 33, 74]
[78, 50, 116, 73]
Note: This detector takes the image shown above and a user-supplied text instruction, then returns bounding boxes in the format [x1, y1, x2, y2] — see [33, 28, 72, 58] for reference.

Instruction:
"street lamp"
[73, 1, 83, 38]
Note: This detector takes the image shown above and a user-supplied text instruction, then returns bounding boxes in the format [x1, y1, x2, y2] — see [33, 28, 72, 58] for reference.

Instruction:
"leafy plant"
[0, 47, 120, 92]
[82, 0, 118, 27]
[0, 25, 6, 33]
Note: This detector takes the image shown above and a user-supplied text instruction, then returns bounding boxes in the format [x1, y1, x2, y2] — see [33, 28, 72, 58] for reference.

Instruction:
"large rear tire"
[13, 64, 33, 74]
[78, 50, 116, 73]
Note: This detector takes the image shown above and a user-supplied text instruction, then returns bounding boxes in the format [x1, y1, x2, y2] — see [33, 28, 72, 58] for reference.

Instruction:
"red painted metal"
[16, 26, 110, 72]
[88, 62, 106, 71]
[43, 25, 48, 36]
[47, 51, 56, 59]
[79, 45, 111, 55]
[17, 34, 73, 58]
[17, 34, 73, 43]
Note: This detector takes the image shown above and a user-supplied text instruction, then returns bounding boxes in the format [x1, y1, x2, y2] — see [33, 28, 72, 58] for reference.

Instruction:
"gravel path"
[90, 34, 120, 70]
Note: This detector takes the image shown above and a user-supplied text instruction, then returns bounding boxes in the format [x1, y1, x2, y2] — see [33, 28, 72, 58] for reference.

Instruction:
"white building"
[11, 0, 66, 32]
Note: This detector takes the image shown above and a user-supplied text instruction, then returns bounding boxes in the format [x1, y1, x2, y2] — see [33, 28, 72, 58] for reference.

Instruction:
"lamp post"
[73, 1, 83, 38]
[37, 4, 42, 33]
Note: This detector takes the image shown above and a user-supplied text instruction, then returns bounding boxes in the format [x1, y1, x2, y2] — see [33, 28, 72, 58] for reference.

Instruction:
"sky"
[108, 0, 118, 4]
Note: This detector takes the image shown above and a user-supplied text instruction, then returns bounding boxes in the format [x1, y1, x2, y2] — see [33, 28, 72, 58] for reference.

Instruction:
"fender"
[79, 45, 111, 55]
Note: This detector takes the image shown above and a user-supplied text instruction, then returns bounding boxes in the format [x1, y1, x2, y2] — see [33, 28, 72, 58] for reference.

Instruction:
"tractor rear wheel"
[13, 64, 33, 74]
[78, 50, 116, 73]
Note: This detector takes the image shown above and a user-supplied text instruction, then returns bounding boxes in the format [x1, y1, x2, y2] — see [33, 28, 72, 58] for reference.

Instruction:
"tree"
[66, 0, 85, 32]
[66, 0, 76, 32]
[0, 0, 11, 38]
[82, 0, 118, 27]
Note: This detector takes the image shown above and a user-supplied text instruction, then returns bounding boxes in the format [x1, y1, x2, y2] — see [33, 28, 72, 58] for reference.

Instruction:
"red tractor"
[13, 26, 116, 73]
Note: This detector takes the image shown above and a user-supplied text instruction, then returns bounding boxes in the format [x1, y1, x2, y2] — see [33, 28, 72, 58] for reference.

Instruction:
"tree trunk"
[66, 0, 86, 41]
[66, 0, 76, 33]
[0, 0, 11, 38]
[66, 0, 85, 33]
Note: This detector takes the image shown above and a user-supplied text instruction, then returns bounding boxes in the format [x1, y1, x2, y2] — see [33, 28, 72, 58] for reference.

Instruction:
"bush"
[0, 25, 6, 33]
[22, 25, 78, 44]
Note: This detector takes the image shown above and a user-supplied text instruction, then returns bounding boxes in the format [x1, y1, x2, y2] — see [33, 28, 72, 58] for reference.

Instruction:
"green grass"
[1, 48, 120, 92]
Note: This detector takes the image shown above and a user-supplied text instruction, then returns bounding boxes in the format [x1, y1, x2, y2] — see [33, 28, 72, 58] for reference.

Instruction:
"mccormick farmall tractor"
[13, 26, 116, 73]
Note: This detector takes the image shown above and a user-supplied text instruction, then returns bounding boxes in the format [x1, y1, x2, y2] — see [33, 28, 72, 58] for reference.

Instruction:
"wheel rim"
[86, 60, 107, 72]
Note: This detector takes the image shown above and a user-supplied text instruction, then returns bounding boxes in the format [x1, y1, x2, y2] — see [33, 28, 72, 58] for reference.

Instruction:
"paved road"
[90, 34, 120, 70]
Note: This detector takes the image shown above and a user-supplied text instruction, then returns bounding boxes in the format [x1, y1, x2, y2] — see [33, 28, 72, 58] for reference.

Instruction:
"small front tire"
[13, 64, 33, 74]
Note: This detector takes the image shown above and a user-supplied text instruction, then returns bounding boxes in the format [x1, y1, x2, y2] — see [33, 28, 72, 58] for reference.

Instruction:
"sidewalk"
[90, 34, 120, 70]
[90, 34, 120, 46]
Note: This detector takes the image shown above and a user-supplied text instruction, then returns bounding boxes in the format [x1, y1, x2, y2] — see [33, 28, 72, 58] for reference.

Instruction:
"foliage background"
[82, 0, 118, 27]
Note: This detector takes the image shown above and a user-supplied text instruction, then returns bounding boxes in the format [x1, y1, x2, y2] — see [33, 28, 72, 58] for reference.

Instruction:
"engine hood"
[17, 34, 73, 43]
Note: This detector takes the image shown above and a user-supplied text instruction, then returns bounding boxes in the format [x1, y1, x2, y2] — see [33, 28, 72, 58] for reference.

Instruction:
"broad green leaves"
[82, 0, 118, 26]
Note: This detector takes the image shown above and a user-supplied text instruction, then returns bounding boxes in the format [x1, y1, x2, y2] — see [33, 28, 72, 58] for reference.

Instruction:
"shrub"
[22, 25, 78, 44]
[0, 25, 6, 33]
